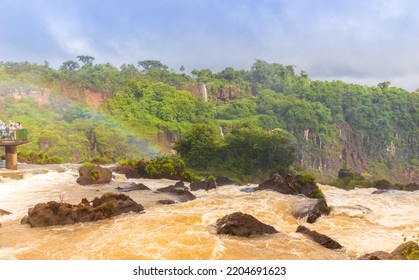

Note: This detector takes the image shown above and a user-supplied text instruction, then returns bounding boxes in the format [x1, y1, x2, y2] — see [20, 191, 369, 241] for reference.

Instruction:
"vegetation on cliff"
[0, 58, 417, 183]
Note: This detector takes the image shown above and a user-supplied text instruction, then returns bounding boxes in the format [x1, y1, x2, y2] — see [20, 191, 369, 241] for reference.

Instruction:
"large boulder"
[358, 241, 419, 260]
[156, 182, 196, 202]
[338, 168, 354, 179]
[357, 251, 393, 260]
[77, 165, 112, 185]
[405, 183, 419, 192]
[256, 173, 297, 195]
[216, 176, 237, 186]
[21, 193, 144, 227]
[0, 209, 12, 216]
[215, 212, 278, 237]
[190, 179, 217, 191]
[256, 173, 320, 199]
[257, 173, 330, 222]
[293, 199, 331, 223]
[115, 182, 150, 192]
[390, 241, 419, 260]
[296, 225, 343, 250]
[110, 164, 141, 178]
[373, 179, 401, 191]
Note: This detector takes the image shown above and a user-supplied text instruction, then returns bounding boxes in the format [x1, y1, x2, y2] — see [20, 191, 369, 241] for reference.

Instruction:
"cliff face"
[294, 121, 418, 184]
[1, 84, 111, 108]
[7, 85, 416, 183]
[53, 85, 418, 184]
[58, 84, 112, 108]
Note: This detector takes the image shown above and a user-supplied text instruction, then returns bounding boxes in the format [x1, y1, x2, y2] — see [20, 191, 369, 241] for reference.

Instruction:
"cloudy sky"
[1, 0, 419, 91]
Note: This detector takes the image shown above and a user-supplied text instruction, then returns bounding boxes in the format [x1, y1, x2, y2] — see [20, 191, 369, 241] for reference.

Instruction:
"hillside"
[0, 59, 418, 183]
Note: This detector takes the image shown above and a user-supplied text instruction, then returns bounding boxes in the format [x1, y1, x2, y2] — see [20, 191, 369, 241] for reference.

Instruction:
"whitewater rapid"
[1, 164, 418, 260]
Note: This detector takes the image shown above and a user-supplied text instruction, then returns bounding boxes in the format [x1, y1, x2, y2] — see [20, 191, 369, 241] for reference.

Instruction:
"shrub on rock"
[77, 165, 112, 185]
[21, 193, 144, 227]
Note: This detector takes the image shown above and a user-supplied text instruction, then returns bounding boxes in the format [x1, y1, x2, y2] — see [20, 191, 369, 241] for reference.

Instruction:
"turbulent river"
[1, 164, 418, 260]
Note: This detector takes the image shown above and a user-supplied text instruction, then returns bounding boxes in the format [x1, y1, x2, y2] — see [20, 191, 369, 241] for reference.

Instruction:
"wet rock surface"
[21, 193, 144, 227]
[216, 212, 279, 237]
[296, 225, 343, 250]
[77, 165, 112, 185]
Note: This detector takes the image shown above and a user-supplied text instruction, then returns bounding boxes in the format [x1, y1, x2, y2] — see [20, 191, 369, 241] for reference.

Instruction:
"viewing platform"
[0, 128, 28, 170]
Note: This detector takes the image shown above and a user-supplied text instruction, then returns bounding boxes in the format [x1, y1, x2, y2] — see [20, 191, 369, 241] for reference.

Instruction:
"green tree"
[173, 124, 223, 169]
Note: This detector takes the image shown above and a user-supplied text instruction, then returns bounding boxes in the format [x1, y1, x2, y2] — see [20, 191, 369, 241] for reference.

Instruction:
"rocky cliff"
[7, 85, 417, 184]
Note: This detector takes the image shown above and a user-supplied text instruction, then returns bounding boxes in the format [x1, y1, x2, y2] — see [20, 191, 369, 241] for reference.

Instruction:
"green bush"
[90, 169, 101, 181]
[142, 155, 194, 181]
[402, 234, 419, 260]
[18, 151, 63, 164]
[81, 162, 95, 168]
[299, 172, 316, 184]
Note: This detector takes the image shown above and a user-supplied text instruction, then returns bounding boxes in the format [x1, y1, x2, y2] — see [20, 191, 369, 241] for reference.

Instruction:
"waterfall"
[219, 126, 224, 137]
[201, 83, 208, 102]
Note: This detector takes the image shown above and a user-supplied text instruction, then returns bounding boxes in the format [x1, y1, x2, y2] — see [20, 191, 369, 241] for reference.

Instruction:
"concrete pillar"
[5, 145, 18, 170]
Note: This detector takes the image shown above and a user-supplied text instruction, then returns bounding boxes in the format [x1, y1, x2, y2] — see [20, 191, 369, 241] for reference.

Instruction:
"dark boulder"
[357, 251, 393, 260]
[296, 225, 343, 250]
[77, 165, 112, 185]
[115, 182, 150, 192]
[110, 164, 141, 179]
[0, 208, 11, 228]
[338, 168, 354, 179]
[372, 189, 390, 194]
[216, 176, 237, 186]
[21, 193, 144, 228]
[156, 183, 196, 202]
[256, 173, 297, 195]
[190, 179, 217, 191]
[256, 173, 320, 199]
[373, 179, 401, 191]
[293, 199, 331, 223]
[358, 241, 419, 260]
[405, 183, 419, 192]
[215, 212, 278, 237]
[0, 209, 12, 216]
[390, 241, 419, 260]
[257, 173, 331, 222]
[157, 199, 177, 205]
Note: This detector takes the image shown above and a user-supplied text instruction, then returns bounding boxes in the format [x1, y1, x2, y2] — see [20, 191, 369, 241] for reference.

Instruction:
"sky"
[1, 0, 419, 91]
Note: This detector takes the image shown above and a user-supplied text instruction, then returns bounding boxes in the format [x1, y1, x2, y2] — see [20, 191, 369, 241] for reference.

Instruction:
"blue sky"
[1, 0, 419, 91]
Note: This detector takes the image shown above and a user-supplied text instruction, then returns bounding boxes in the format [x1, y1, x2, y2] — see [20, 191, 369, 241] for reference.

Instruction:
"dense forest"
[0, 57, 418, 183]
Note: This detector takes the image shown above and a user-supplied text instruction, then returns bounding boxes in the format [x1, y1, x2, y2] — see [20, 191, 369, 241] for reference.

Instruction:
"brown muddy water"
[1, 164, 418, 260]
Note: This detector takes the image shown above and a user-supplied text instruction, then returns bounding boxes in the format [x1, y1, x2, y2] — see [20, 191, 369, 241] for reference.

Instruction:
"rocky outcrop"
[293, 199, 331, 223]
[156, 181, 196, 202]
[296, 225, 343, 250]
[190, 179, 217, 191]
[156, 199, 177, 205]
[338, 168, 354, 179]
[77, 165, 112, 185]
[256, 173, 320, 198]
[216, 176, 238, 186]
[256, 173, 330, 222]
[21, 193, 144, 227]
[358, 241, 419, 260]
[0, 209, 11, 227]
[110, 164, 142, 179]
[115, 182, 150, 192]
[357, 251, 393, 260]
[405, 182, 419, 192]
[215, 212, 278, 237]
[0, 209, 11, 216]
